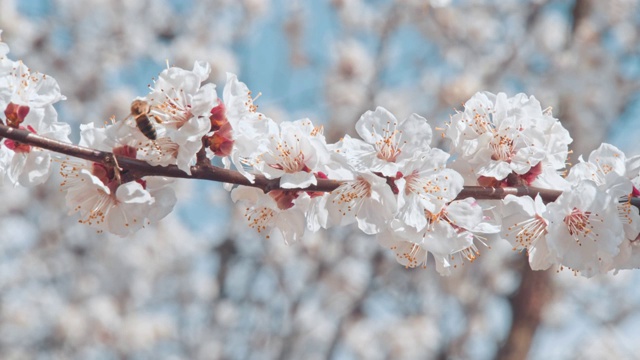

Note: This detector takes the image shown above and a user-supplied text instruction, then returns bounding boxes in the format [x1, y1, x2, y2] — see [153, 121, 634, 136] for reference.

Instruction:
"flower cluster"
[2, 35, 640, 277]
[446, 92, 572, 189]
[59, 122, 176, 236]
[447, 93, 640, 276]
[501, 144, 640, 276]
[0, 30, 71, 187]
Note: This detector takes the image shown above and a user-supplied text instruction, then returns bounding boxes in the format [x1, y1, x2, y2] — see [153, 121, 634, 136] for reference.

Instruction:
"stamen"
[505, 215, 547, 249]
[563, 207, 602, 246]
[373, 120, 403, 162]
[244, 206, 276, 234]
[332, 177, 372, 216]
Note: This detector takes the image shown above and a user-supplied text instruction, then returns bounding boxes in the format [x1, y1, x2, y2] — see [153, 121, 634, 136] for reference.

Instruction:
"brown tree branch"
[3, 124, 636, 208]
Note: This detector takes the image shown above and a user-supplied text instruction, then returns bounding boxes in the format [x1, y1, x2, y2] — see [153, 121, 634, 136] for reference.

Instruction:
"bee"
[130, 99, 162, 140]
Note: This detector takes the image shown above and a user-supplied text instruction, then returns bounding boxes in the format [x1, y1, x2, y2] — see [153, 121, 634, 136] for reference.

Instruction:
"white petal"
[116, 182, 153, 204]
[355, 106, 397, 144]
[18, 151, 51, 186]
[398, 113, 432, 153]
[280, 172, 317, 189]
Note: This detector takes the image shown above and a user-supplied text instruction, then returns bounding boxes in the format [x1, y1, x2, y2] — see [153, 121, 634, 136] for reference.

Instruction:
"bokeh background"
[1, 0, 640, 359]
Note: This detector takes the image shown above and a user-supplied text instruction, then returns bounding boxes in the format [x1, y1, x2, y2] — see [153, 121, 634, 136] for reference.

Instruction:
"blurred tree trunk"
[496, 266, 553, 360]
[495, 2, 595, 347]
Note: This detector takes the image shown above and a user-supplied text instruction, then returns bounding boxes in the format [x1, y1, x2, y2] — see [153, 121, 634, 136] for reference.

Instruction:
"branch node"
[103, 153, 123, 184]
[196, 136, 209, 166]
[262, 179, 282, 193]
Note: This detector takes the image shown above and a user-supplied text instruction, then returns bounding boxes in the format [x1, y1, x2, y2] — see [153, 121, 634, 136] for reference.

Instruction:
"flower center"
[462, 106, 495, 135]
[332, 177, 372, 216]
[244, 206, 276, 237]
[490, 134, 515, 161]
[9, 62, 46, 105]
[424, 209, 446, 231]
[375, 125, 402, 162]
[404, 170, 445, 200]
[153, 88, 193, 128]
[269, 137, 309, 173]
[389, 241, 426, 269]
[506, 215, 547, 249]
[563, 207, 601, 244]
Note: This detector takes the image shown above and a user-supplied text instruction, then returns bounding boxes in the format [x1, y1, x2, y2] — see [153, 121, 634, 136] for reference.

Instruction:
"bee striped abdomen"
[135, 115, 157, 140]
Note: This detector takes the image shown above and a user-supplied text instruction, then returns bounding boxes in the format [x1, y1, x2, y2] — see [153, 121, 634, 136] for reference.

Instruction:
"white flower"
[304, 148, 359, 232]
[230, 186, 309, 244]
[501, 195, 554, 270]
[351, 107, 433, 177]
[426, 198, 497, 275]
[378, 232, 430, 269]
[566, 143, 626, 185]
[379, 198, 495, 275]
[499, 144, 640, 276]
[0, 59, 65, 110]
[321, 171, 397, 234]
[144, 61, 217, 174]
[207, 73, 278, 183]
[1, 106, 70, 187]
[0, 71, 71, 186]
[255, 119, 331, 189]
[446, 92, 572, 184]
[566, 143, 640, 243]
[545, 180, 624, 277]
[60, 123, 176, 236]
[395, 148, 464, 231]
[565, 144, 640, 272]
[0, 55, 71, 186]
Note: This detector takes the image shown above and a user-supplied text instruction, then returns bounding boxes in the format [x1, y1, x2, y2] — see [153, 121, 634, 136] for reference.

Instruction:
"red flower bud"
[209, 100, 227, 131]
[4, 102, 30, 128]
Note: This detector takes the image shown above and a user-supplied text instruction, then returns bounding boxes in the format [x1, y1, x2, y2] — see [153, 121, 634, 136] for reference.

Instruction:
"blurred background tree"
[1, 0, 640, 358]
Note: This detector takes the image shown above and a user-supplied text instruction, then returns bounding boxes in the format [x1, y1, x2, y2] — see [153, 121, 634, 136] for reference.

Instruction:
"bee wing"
[122, 113, 138, 127]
